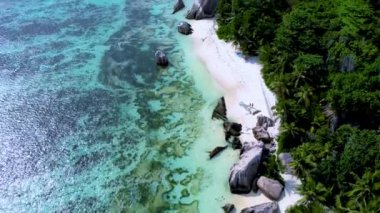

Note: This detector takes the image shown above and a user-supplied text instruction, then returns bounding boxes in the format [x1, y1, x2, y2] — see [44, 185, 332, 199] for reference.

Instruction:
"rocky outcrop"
[279, 152, 294, 174]
[253, 126, 272, 143]
[224, 121, 242, 137]
[241, 202, 279, 213]
[212, 97, 227, 120]
[229, 142, 263, 194]
[231, 137, 242, 150]
[172, 0, 185, 14]
[186, 0, 218, 20]
[177, 21, 193, 35]
[155, 50, 169, 67]
[256, 116, 275, 130]
[264, 142, 276, 154]
[257, 176, 284, 201]
[222, 203, 235, 213]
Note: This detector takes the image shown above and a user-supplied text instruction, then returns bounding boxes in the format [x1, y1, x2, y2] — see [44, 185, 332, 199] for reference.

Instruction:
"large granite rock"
[222, 203, 235, 213]
[155, 50, 169, 67]
[186, 0, 218, 20]
[177, 21, 193, 35]
[279, 152, 294, 174]
[241, 202, 279, 213]
[252, 176, 260, 193]
[172, 0, 185, 14]
[229, 142, 263, 194]
[257, 176, 284, 201]
[212, 97, 227, 120]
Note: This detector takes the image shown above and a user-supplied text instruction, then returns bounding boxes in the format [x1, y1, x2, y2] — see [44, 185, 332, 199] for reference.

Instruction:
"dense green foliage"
[259, 154, 284, 185]
[217, 0, 380, 211]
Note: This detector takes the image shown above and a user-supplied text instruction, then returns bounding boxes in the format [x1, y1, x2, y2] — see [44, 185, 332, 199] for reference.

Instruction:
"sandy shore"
[189, 19, 302, 212]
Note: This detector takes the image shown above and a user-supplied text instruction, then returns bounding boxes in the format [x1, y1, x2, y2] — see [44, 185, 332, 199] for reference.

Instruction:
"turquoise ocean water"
[0, 0, 241, 212]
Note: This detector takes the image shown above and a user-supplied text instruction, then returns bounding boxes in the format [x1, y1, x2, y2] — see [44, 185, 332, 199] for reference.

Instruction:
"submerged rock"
[222, 203, 235, 213]
[155, 50, 169, 67]
[212, 97, 227, 120]
[241, 202, 279, 213]
[208, 145, 228, 159]
[186, 0, 218, 20]
[229, 142, 263, 194]
[257, 176, 284, 201]
[177, 21, 193, 35]
[172, 0, 185, 14]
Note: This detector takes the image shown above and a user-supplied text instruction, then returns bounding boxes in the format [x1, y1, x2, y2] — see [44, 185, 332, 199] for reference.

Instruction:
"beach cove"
[188, 17, 302, 211]
[0, 0, 301, 212]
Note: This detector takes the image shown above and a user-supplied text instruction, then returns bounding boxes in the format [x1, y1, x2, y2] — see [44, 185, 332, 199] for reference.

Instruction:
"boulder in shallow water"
[224, 122, 242, 142]
[241, 202, 279, 213]
[224, 121, 242, 136]
[222, 203, 235, 213]
[231, 137, 242, 150]
[155, 50, 169, 67]
[229, 142, 263, 194]
[177, 21, 193, 35]
[257, 176, 284, 201]
[212, 97, 227, 120]
[186, 0, 218, 20]
[172, 0, 185, 14]
[208, 145, 228, 159]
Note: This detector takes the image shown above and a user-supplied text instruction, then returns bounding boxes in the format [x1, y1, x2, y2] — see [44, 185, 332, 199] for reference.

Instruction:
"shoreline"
[189, 19, 302, 212]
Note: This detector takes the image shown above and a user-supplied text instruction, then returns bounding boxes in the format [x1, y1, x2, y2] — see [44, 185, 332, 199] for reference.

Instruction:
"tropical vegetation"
[217, 0, 380, 211]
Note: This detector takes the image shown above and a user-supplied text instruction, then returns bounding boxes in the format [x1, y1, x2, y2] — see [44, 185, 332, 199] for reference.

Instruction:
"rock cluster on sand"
[241, 202, 279, 213]
[186, 0, 218, 20]
[253, 115, 274, 143]
[224, 106, 285, 202]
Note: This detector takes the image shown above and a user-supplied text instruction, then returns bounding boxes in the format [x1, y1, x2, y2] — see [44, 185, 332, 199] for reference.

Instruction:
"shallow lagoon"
[0, 0, 242, 212]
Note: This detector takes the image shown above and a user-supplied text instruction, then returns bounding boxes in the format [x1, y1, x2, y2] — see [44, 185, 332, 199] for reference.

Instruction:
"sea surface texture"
[0, 0, 234, 212]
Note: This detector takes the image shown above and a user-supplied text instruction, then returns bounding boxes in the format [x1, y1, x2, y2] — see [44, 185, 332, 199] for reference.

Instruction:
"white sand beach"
[189, 19, 302, 212]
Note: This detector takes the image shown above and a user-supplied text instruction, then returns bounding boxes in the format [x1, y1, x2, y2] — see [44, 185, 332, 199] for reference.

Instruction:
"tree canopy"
[217, 0, 380, 211]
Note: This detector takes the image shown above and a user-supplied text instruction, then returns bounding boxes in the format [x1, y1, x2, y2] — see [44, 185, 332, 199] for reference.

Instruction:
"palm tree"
[299, 177, 332, 205]
[270, 79, 289, 99]
[295, 85, 314, 107]
[345, 170, 380, 212]
[281, 122, 304, 138]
